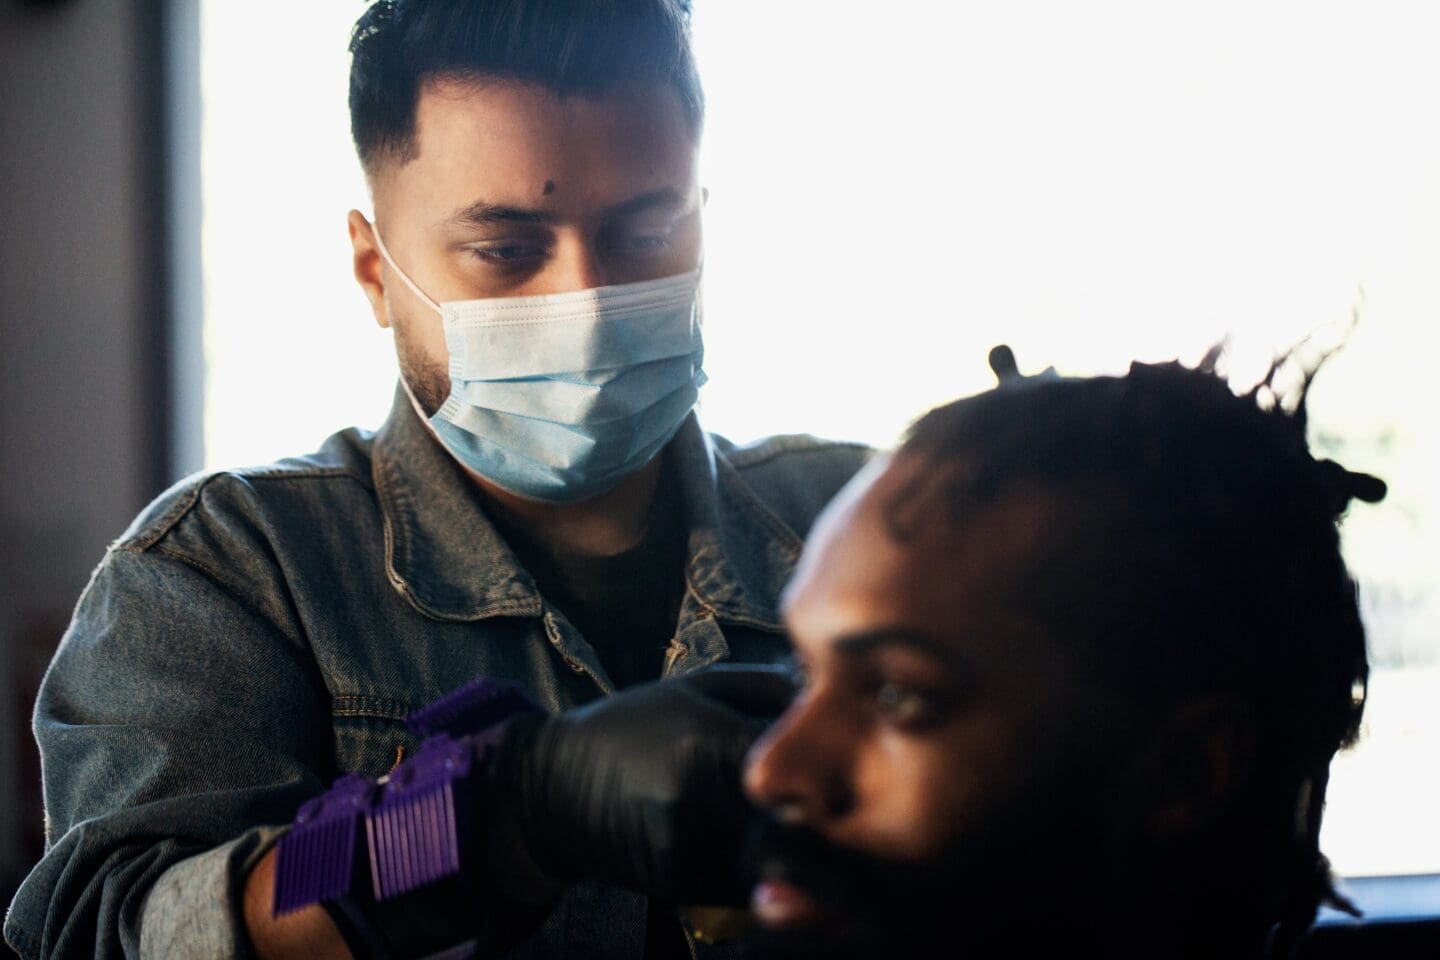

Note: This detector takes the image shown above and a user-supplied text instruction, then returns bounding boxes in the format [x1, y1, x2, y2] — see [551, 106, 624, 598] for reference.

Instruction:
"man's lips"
[750, 864, 834, 928]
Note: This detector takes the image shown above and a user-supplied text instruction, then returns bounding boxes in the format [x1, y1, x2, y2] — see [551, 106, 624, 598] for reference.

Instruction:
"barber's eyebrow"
[605, 187, 689, 219]
[444, 187, 689, 229]
[446, 201, 553, 227]
[832, 628, 966, 670]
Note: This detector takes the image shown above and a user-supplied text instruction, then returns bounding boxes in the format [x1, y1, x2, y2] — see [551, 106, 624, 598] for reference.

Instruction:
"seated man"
[741, 348, 1385, 959]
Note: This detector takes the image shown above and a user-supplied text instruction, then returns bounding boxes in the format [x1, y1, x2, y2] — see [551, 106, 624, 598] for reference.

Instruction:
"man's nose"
[546, 235, 608, 292]
[743, 694, 855, 826]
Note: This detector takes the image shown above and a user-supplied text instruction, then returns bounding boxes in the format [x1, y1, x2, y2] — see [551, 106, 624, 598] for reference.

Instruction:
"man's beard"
[740, 793, 1114, 960]
[393, 322, 450, 418]
[741, 818, 960, 960]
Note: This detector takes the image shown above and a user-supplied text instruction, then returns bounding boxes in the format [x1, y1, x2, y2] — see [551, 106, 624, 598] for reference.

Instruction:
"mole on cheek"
[542, 180, 556, 196]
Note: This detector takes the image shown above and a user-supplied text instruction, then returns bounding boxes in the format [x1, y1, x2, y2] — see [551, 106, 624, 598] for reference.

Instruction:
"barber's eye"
[468, 241, 547, 265]
[875, 682, 943, 728]
[608, 230, 673, 258]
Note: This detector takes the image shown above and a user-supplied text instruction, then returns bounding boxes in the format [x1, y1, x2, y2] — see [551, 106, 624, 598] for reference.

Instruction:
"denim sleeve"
[3, 546, 332, 960]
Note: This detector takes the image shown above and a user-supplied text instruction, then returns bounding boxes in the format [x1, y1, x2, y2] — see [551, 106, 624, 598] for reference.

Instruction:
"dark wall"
[0, 0, 179, 914]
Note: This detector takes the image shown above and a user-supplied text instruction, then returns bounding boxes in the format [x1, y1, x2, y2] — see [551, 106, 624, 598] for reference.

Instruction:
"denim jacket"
[3, 390, 870, 960]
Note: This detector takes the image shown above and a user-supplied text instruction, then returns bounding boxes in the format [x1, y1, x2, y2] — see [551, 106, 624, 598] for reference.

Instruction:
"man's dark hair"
[895, 345, 1385, 954]
[348, 0, 703, 173]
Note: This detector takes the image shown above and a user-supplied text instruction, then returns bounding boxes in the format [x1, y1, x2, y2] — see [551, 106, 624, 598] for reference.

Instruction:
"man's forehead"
[845, 453, 1068, 567]
[390, 77, 691, 169]
[783, 452, 1116, 662]
[370, 77, 698, 222]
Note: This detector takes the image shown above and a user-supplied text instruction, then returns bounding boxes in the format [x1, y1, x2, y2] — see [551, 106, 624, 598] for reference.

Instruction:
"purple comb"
[272, 773, 374, 916]
[366, 734, 476, 901]
[405, 676, 540, 741]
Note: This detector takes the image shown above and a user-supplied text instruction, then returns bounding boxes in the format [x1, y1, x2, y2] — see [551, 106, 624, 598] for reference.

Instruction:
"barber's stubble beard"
[393, 318, 450, 418]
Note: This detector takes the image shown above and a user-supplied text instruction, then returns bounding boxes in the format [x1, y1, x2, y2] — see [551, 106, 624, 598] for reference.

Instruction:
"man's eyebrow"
[832, 628, 965, 669]
[445, 201, 554, 227]
[604, 187, 689, 219]
[443, 188, 689, 229]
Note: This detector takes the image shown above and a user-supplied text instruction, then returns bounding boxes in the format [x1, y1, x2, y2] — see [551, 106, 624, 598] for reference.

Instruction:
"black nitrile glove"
[489, 664, 795, 906]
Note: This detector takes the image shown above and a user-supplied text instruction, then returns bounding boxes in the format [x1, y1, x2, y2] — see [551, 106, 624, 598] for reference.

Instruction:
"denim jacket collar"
[371, 387, 800, 631]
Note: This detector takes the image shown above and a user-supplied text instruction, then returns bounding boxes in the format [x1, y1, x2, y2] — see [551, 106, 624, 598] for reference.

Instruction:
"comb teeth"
[272, 773, 373, 916]
[274, 680, 537, 917]
[367, 734, 474, 901]
[405, 676, 540, 739]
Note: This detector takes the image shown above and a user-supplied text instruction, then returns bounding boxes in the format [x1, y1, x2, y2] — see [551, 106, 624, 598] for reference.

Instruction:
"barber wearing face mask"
[3, 3, 868, 960]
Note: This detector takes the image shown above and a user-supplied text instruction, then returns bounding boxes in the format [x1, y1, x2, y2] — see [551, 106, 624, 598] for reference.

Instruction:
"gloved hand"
[487, 664, 795, 906]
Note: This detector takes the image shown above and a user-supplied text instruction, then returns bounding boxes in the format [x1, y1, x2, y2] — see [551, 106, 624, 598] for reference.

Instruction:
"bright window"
[201, 1, 1440, 877]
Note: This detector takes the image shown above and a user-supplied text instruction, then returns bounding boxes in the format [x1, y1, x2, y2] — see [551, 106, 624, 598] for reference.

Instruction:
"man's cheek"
[850, 754, 974, 862]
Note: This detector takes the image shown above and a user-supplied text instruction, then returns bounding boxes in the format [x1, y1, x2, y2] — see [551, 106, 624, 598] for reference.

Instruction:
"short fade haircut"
[895, 345, 1385, 953]
[348, 0, 704, 174]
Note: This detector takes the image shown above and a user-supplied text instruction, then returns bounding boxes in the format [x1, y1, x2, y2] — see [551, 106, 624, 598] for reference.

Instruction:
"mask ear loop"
[371, 224, 444, 314]
[370, 224, 452, 424]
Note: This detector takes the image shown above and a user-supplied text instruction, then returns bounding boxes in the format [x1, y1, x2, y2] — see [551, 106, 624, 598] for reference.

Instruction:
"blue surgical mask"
[373, 230, 706, 503]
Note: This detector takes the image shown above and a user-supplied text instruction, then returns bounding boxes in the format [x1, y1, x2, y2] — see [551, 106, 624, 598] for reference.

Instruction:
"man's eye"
[875, 682, 944, 729]
[468, 242, 547, 265]
[608, 231, 673, 258]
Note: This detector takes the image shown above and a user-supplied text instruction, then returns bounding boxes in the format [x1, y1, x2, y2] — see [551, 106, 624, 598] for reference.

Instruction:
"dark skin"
[744, 452, 1269, 958]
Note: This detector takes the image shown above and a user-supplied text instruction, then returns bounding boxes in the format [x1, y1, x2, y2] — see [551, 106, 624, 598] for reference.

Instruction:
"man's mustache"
[740, 783, 1109, 923]
[741, 815, 951, 923]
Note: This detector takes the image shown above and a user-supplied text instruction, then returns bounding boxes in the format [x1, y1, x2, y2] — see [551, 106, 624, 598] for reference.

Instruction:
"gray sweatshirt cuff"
[138, 826, 287, 960]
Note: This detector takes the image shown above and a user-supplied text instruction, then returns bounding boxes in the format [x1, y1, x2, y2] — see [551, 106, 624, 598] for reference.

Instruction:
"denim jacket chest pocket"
[317, 612, 598, 778]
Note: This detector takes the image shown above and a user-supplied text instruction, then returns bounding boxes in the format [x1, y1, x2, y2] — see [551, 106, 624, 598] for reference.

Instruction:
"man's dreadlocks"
[894, 343, 1385, 955]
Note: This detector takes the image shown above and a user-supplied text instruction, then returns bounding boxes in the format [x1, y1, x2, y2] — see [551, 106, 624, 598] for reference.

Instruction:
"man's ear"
[348, 209, 391, 329]
[1133, 697, 1255, 839]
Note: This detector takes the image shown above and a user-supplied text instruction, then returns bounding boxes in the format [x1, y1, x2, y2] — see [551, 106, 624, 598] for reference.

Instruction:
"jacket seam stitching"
[406, 595, 544, 623]
[124, 476, 209, 551]
[333, 697, 412, 721]
[713, 610, 786, 632]
[715, 460, 805, 556]
[226, 467, 368, 481]
[373, 450, 417, 617]
[373, 440, 546, 623]
[683, 461, 803, 623]
[147, 545, 235, 588]
[139, 546, 307, 652]
[119, 470, 373, 554]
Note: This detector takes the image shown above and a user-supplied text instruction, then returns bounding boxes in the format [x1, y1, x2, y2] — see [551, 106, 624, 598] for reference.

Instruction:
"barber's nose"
[548, 238, 608, 292]
[743, 694, 855, 826]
